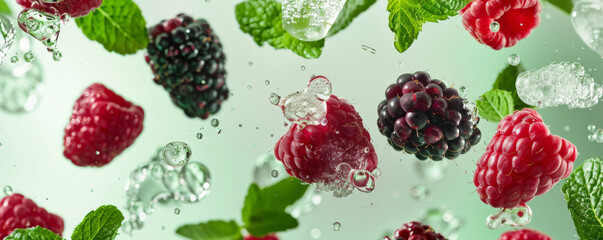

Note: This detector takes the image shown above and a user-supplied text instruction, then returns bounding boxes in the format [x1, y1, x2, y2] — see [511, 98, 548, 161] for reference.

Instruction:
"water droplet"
[332, 222, 341, 231]
[276, 76, 332, 125]
[23, 51, 34, 62]
[310, 228, 321, 239]
[269, 93, 281, 105]
[0, 16, 15, 65]
[301, 65, 306, 71]
[247, 85, 252, 90]
[238, 124, 242, 127]
[265, 80, 270, 85]
[248, 61, 253, 66]
[271, 169, 279, 178]
[52, 51, 62, 61]
[508, 54, 520, 66]
[211, 118, 220, 127]
[486, 204, 532, 229]
[363, 147, 370, 153]
[95, 151, 100, 155]
[161, 226, 165, 230]
[196, 132, 203, 139]
[588, 124, 596, 132]
[361, 45, 376, 54]
[350, 169, 375, 193]
[3, 185, 12, 195]
[410, 185, 429, 200]
[17, 9, 66, 61]
[398, 61, 405, 69]
[10, 56, 18, 63]
[161, 142, 192, 167]
[90, 189, 94, 192]
[174, 208, 181, 215]
[490, 21, 500, 32]
[564, 126, 571, 132]
[459, 86, 467, 98]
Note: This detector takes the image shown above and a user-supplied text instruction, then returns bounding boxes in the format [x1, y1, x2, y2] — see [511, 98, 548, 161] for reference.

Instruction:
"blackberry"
[145, 14, 228, 119]
[378, 71, 481, 161]
[384, 221, 447, 240]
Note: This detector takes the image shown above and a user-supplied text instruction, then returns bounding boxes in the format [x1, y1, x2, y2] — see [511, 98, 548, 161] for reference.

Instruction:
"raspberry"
[474, 108, 577, 209]
[63, 83, 144, 167]
[499, 229, 552, 240]
[459, 0, 541, 50]
[384, 221, 446, 240]
[0, 193, 64, 238]
[378, 72, 481, 161]
[244, 234, 279, 240]
[145, 14, 228, 119]
[16, 0, 102, 18]
[274, 95, 378, 188]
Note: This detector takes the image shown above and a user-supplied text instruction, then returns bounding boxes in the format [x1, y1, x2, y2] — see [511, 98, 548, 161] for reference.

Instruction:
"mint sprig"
[75, 0, 148, 55]
[328, 0, 378, 37]
[5, 226, 63, 240]
[492, 64, 533, 110]
[387, 0, 470, 53]
[562, 157, 603, 240]
[176, 220, 242, 240]
[0, 0, 10, 14]
[476, 89, 514, 122]
[543, 0, 572, 14]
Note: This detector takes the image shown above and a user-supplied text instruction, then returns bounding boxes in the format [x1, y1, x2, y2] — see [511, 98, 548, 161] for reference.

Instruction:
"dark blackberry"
[145, 14, 228, 119]
[384, 221, 447, 240]
[377, 71, 482, 161]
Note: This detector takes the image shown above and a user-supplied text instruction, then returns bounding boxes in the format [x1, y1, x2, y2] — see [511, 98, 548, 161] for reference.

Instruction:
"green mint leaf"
[492, 64, 533, 110]
[476, 89, 514, 122]
[327, 0, 378, 37]
[5, 226, 63, 240]
[543, 0, 572, 14]
[0, 0, 11, 14]
[75, 0, 148, 55]
[562, 157, 603, 240]
[241, 178, 309, 236]
[387, 0, 470, 53]
[176, 220, 242, 240]
[71, 205, 124, 240]
[235, 0, 324, 59]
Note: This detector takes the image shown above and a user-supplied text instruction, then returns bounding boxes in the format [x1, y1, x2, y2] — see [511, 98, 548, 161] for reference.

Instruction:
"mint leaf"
[492, 64, 533, 110]
[242, 178, 309, 236]
[562, 157, 603, 240]
[387, 0, 470, 53]
[176, 220, 242, 240]
[75, 0, 148, 55]
[5, 226, 63, 240]
[0, 0, 10, 14]
[235, 0, 324, 59]
[72, 205, 124, 240]
[327, 0, 378, 37]
[476, 89, 514, 122]
[543, 0, 572, 14]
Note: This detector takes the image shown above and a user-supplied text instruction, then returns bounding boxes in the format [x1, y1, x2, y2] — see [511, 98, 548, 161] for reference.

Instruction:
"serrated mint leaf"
[327, 0, 378, 37]
[235, 0, 324, 59]
[562, 157, 603, 240]
[176, 220, 242, 240]
[0, 0, 10, 14]
[387, 0, 470, 53]
[242, 178, 309, 236]
[72, 205, 124, 240]
[492, 64, 533, 110]
[543, 0, 572, 14]
[75, 0, 148, 55]
[476, 89, 514, 122]
[5, 226, 63, 240]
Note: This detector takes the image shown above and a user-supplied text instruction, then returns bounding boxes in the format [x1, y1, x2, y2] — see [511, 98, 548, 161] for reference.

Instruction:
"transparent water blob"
[17, 8, 67, 61]
[282, 0, 347, 41]
[161, 142, 192, 167]
[508, 54, 520, 66]
[419, 206, 464, 240]
[0, 29, 43, 113]
[122, 147, 211, 233]
[253, 153, 322, 218]
[516, 62, 603, 109]
[3, 185, 12, 195]
[586, 125, 603, 142]
[414, 160, 448, 182]
[270, 75, 332, 126]
[486, 204, 532, 229]
[0, 15, 15, 65]
[490, 21, 500, 32]
[572, 0, 603, 58]
[332, 222, 341, 231]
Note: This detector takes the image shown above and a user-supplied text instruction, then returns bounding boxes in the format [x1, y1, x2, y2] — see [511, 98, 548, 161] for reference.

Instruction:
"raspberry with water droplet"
[0, 193, 64, 238]
[499, 229, 551, 240]
[16, 0, 102, 18]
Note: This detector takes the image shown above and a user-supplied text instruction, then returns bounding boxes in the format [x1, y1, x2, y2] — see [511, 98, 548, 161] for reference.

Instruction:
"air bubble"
[211, 118, 219, 127]
[10, 56, 17, 63]
[248, 61, 253, 66]
[398, 61, 404, 69]
[161, 142, 192, 167]
[301, 65, 306, 71]
[459, 86, 467, 98]
[247, 85, 252, 90]
[23, 52, 34, 62]
[490, 21, 500, 32]
[174, 208, 180, 215]
[486, 204, 532, 229]
[196, 133, 203, 139]
[3, 185, 12, 195]
[508, 54, 520, 66]
[265, 80, 270, 85]
[588, 124, 596, 132]
[332, 222, 341, 231]
[271, 169, 279, 178]
[410, 185, 429, 200]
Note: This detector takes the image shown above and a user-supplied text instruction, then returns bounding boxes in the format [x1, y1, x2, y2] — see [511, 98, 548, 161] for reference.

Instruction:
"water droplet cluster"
[282, 0, 346, 41]
[587, 124, 603, 143]
[486, 204, 532, 229]
[0, 16, 15, 65]
[17, 8, 66, 61]
[272, 75, 332, 126]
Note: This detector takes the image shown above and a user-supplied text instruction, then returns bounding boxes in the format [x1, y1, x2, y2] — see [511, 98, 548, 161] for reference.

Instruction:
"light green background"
[0, 0, 600, 239]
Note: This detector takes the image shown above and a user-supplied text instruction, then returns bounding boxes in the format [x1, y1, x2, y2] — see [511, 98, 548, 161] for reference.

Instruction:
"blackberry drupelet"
[145, 14, 229, 119]
[378, 71, 481, 161]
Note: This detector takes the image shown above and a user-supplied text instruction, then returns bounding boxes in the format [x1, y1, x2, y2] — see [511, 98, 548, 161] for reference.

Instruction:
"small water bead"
[459, 86, 467, 98]
[3, 185, 12, 195]
[398, 61, 405, 69]
[161, 142, 192, 167]
[174, 208, 180, 215]
[269, 93, 281, 105]
[196, 132, 203, 139]
[238, 124, 242, 127]
[23, 52, 34, 62]
[211, 118, 219, 127]
[490, 21, 500, 32]
[52, 51, 62, 61]
[301, 65, 306, 71]
[363, 147, 370, 153]
[588, 124, 596, 132]
[310, 228, 321, 239]
[564, 126, 571, 132]
[10, 56, 17, 63]
[248, 61, 253, 66]
[361, 45, 376, 54]
[332, 222, 341, 231]
[350, 169, 376, 193]
[508, 54, 520, 66]
[410, 185, 429, 200]
[265, 80, 270, 85]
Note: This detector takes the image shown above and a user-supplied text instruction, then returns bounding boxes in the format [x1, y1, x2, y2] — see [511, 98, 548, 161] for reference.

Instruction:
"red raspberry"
[0, 193, 64, 238]
[274, 95, 378, 185]
[459, 0, 541, 50]
[499, 229, 552, 240]
[63, 83, 144, 167]
[474, 108, 576, 209]
[16, 0, 102, 18]
[244, 234, 279, 240]
[384, 221, 446, 240]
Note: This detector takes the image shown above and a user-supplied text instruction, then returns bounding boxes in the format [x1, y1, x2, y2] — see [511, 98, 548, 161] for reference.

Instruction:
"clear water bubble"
[269, 93, 281, 105]
[459, 86, 467, 98]
[275, 75, 332, 125]
[0, 16, 15, 65]
[486, 204, 532, 229]
[564, 125, 571, 131]
[247, 85, 252, 90]
[508, 54, 520, 66]
[420, 206, 464, 240]
[310, 228, 321, 239]
[248, 61, 253, 66]
[361, 45, 376, 54]
[282, 0, 346, 41]
[3, 185, 12, 195]
[161, 142, 192, 167]
[332, 222, 341, 231]
[210, 118, 219, 127]
[410, 185, 429, 200]
[271, 169, 279, 178]
[196, 132, 203, 139]
[174, 208, 180, 215]
[572, 0, 603, 58]
[588, 124, 596, 132]
[10, 56, 17, 63]
[349, 169, 376, 193]
[301, 65, 306, 71]
[490, 21, 500, 32]
[265, 80, 270, 85]
[23, 52, 34, 62]
[17, 8, 66, 61]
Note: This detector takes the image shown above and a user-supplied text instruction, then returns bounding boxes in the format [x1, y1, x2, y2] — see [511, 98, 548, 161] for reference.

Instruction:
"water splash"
[486, 204, 532, 229]
[282, 0, 346, 41]
[572, 0, 603, 58]
[420, 206, 464, 240]
[0, 16, 15, 65]
[271, 75, 332, 126]
[122, 147, 211, 233]
[17, 8, 67, 61]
